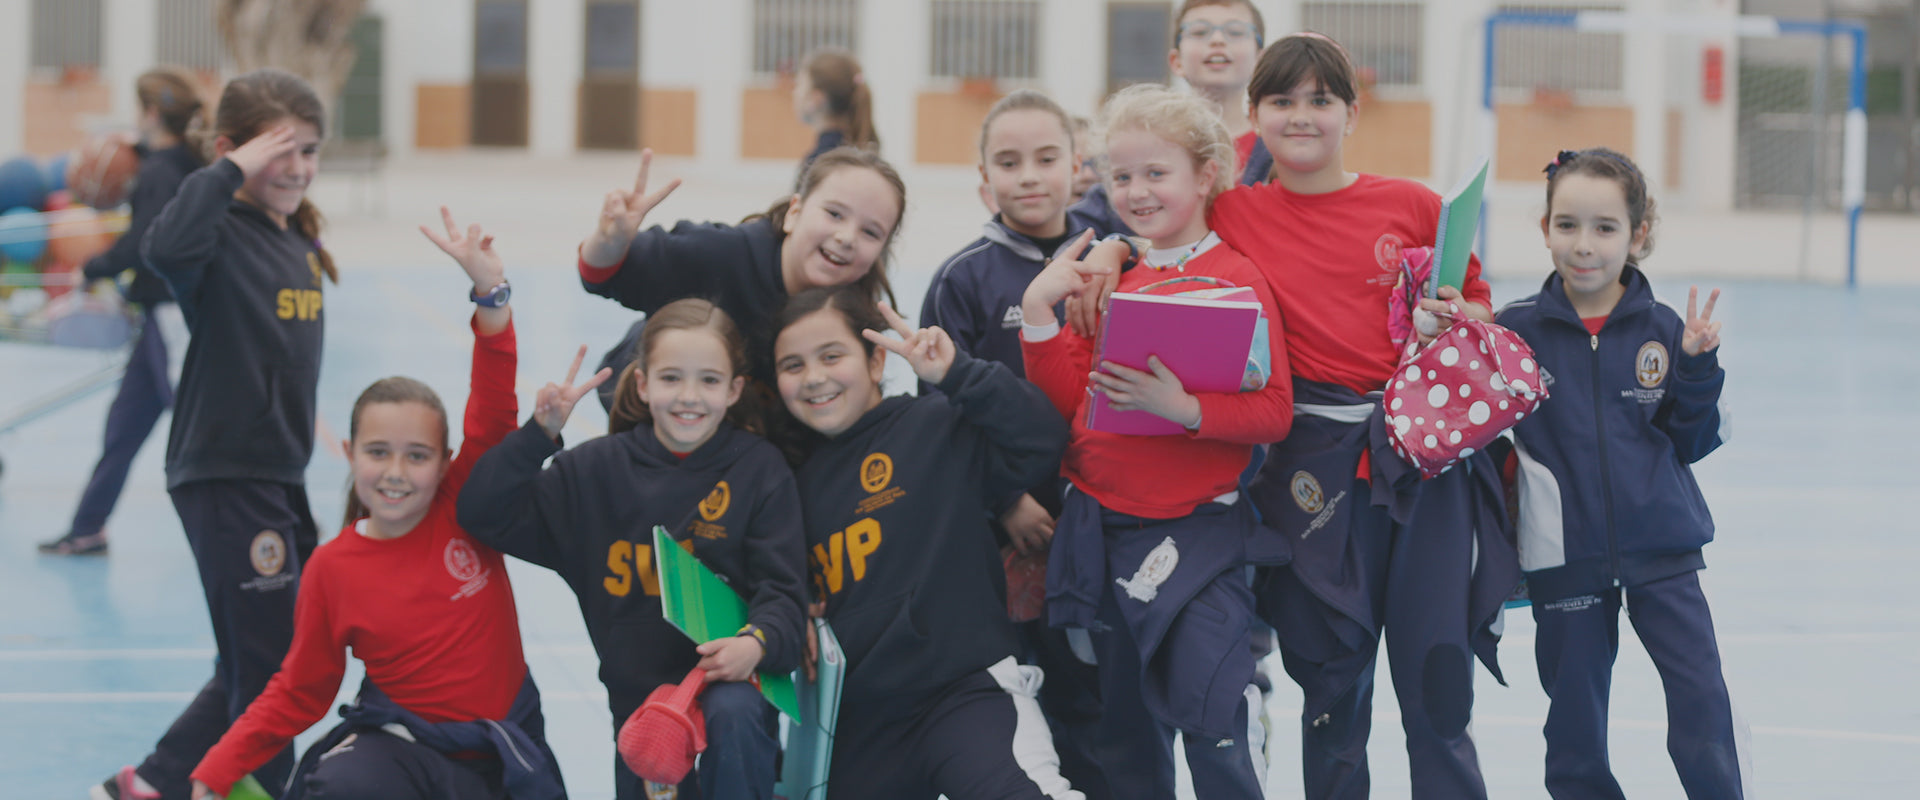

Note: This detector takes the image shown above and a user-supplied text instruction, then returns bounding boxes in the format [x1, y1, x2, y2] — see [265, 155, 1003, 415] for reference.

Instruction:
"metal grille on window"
[156, 0, 223, 70]
[752, 0, 860, 76]
[30, 0, 103, 71]
[1300, 2, 1424, 89]
[1493, 2, 1625, 96]
[930, 0, 1042, 80]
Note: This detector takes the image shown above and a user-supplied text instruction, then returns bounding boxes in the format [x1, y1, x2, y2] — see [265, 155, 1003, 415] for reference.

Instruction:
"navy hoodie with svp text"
[457, 420, 809, 722]
[795, 352, 1067, 722]
[141, 157, 325, 488]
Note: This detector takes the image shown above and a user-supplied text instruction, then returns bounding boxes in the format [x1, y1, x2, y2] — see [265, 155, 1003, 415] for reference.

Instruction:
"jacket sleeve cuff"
[578, 245, 622, 285]
[1674, 346, 1721, 379]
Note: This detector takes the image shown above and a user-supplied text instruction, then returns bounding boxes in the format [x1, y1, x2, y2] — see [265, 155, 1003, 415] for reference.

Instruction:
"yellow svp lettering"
[603, 538, 694, 598]
[276, 289, 324, 321]
[810, 518, 882, 597]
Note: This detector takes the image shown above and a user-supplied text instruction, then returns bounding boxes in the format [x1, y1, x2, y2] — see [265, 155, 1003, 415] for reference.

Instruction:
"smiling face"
[774, 309, 886, 439]
[346, 401, 451, 539]
[1170, 3, 1261, 98]
[1104, 129, 1217, 248]
[1543, 172, 1647, 315]
[980, 108, 1075, 240]
[1251, 78, 1353, 190]
[779, 166, 901, 294]
[637, 328, 747, 454]
[229, 116, 321, 222]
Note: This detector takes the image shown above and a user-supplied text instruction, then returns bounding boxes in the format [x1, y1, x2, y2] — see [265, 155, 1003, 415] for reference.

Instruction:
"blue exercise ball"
[43, 152, 70, 194]
[0, 157, 50, 212]
[0, 206, 48, 265]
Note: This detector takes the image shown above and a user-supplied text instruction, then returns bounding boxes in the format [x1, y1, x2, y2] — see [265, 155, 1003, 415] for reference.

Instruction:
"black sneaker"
[38, 531, 108, 555]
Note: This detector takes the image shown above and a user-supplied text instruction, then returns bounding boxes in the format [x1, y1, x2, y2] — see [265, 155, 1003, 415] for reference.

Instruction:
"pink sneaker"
[89, 766, 160, 800]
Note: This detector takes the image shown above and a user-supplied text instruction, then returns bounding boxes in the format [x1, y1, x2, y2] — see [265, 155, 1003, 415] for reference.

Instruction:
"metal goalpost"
[1481, 10, 1867, 287]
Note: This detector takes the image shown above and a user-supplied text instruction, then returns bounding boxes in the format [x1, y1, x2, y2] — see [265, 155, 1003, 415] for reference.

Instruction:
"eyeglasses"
[1180, 20, 1256, 43]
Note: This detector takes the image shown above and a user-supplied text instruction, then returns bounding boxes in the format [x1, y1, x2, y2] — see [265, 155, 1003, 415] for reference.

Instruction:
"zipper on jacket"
[1590, 333, 1621, 585]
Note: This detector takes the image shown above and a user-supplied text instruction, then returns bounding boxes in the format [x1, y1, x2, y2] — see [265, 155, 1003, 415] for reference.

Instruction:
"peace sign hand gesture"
[861, 303, 957, 386]
[1681, 286, 1723, 356]
[420, 206, 506, 293]
[534, 345, 614, 441]
[582, 148, 683, 268]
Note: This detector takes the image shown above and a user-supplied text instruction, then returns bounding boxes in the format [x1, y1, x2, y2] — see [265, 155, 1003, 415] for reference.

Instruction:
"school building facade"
[4, 0, 1909, 214]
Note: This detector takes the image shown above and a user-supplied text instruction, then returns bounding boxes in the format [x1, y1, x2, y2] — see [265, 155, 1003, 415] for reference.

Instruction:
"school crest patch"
[1636, 340, 1669, 388]
[1290, 471, 1325, 514]
[860, 453, 893, 494]
[444, 539, 483, 582]
[1115, 536, 1180, 603]
[250, 530, 286, 576]
[700, 481, 731, 521]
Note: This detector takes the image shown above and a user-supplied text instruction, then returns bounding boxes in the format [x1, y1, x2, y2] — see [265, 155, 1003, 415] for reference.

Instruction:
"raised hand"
[582, 148, 683, 267]
[1681, 286, 1723, 356]
[223, 124, 299, 180]
[861, 303, 957, 386]
[1091, 355, 1201, 428]
[420, 206, 506, 293]
[534, 346, 613, 441]
[1020, 231, 1113, 329]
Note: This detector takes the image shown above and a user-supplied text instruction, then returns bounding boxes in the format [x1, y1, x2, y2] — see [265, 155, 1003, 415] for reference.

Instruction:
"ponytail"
[804, 49, 878, 152]
[136, 67, 210, 151]
[290, 198, 338, 284]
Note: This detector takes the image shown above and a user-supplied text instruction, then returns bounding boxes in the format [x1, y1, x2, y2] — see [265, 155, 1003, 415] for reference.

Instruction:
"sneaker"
[89, 766, 159, 800]
[38, 531, 108, 555]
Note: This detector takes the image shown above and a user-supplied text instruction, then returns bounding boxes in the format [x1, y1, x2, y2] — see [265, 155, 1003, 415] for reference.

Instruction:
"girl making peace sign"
[1494, 147, 1746, 799]
[770, 287, 1082, 800]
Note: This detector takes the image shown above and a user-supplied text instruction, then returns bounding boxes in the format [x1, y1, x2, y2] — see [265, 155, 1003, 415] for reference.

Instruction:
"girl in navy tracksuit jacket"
[459, 299, 808, 800]
[577, 147, 905, 407]
[98, 69, 335, 800]
[1494, 148, 1745, 800]
[771, 286, 1081, 800]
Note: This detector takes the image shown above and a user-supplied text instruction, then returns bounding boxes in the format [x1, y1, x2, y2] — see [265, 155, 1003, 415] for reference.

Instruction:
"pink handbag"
[1383, 248, 1548, 479]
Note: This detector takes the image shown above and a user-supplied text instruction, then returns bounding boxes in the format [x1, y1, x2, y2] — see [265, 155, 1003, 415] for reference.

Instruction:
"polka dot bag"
[1384, 250, 1548, 479]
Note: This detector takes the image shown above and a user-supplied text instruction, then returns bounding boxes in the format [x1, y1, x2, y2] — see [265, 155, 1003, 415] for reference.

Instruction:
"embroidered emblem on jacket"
[1116, 536, 1180, 602]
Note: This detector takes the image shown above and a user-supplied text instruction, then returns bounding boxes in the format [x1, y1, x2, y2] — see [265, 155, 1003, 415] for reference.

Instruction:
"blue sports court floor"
[2, 265, 1916, 798]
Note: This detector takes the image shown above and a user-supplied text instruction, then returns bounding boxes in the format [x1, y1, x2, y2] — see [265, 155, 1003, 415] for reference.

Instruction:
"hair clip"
[1543, 149, 1580, 179]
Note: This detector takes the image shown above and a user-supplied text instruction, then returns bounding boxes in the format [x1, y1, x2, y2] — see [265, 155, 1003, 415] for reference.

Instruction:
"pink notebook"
[1088, 287, 1264, 436]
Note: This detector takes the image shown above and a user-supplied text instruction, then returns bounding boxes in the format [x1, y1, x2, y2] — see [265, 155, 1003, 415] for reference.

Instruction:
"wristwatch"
[471, 280, 511, 308]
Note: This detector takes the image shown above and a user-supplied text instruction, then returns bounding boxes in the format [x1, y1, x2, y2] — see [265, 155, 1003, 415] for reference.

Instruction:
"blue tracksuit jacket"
[1495, 266, 1729, 602]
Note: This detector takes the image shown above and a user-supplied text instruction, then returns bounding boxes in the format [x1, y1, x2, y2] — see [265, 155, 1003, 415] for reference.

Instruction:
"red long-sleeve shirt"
[192, 317, 525, 796]
[1209, 174, 1493, 396]
[1022, 241, 1292, 519]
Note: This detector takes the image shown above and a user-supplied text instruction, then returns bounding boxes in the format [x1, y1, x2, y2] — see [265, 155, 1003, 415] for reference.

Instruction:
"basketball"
[64, 135, 141, 210]
[0, 156, 49, 212]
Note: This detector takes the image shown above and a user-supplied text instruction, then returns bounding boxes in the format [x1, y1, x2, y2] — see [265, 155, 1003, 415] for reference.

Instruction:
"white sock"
[131, 774, 158, 795]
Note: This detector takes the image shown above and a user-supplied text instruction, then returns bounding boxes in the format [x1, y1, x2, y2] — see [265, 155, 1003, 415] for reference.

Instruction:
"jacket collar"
[623, 421, 755, 471]
[979, 214, 1096, 263]
[1534, 263, 1657, 331]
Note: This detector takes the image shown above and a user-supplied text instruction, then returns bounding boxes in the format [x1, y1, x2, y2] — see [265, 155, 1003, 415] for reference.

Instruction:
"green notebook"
[1431, 156, 1490, 295]
[652, 526, 800, 719]
[226, 775, 272, 800]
